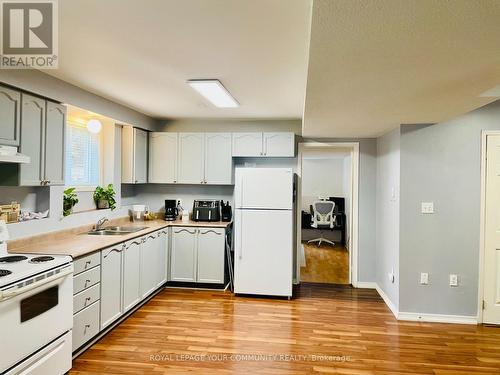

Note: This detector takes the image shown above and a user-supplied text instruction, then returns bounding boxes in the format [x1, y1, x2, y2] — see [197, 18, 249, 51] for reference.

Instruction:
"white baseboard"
[398, 312, 477, 325]
[374, 284, 399, 319]
[354, 282, 478, 324]
[356, 281, 377, 289]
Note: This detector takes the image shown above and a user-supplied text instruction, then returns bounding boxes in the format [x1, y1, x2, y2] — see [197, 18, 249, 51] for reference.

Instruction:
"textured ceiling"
[45, 1, 500, 137]
[303, 0, 500, 137]
[45, 0, 311, 119]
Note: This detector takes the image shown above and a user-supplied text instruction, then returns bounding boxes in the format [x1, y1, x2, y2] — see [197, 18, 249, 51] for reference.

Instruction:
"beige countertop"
[8, 218, 231, 259]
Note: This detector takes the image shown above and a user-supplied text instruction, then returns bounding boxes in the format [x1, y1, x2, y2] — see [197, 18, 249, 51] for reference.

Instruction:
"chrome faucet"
[95, 217, 109, 230]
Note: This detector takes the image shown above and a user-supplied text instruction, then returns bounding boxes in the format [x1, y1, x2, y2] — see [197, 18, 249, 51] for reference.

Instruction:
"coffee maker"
[164, 199, 178, 221]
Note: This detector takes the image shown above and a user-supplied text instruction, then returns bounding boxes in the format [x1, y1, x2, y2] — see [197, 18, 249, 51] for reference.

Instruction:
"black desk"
[301, 210, 346, 245]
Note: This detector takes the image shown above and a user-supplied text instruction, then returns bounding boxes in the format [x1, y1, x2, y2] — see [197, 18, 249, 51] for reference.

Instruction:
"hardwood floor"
[70, 284, 500, 375]
[300, 242, 349, 284]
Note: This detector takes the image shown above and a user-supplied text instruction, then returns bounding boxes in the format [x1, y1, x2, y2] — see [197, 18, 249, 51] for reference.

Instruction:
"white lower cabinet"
[100, 243, 125, 330]
[197, 228, 225, 284]
[170, 226, 225, 284]
[157, 229, 168, 287]
[140, 232, 160, 298]
[72, 301, 100, 352]
[170, 227, 197, 282]
[123, 237, 142, 312]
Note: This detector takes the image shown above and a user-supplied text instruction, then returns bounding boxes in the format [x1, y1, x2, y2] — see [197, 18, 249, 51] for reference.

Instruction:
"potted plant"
[63, 187, 79, 216]
[93, 184, 117, 210]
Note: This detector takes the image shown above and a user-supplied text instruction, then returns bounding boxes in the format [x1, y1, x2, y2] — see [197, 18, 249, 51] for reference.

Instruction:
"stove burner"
[0, 269, 12, 277]
[30, 256, 55, 263]
[0, 255, 28, 263]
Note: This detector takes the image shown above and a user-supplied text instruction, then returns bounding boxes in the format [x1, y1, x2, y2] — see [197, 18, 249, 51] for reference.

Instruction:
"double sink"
[87, 226, 149, 236]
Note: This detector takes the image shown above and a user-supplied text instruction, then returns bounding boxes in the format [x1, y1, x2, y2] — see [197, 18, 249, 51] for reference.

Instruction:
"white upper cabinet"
[122, 126, 148, 184]
[0, 85, 20, 146]
[232, 132, 295, 157]
[263, 132, 295, 157]
[204, 133, 232, 185]
[149, 132, 178, 183]
[178, 133, 205, 184]
[44, 102, 66, 185]
[19, 94, 45, 186]
[232, 132, 263, 157]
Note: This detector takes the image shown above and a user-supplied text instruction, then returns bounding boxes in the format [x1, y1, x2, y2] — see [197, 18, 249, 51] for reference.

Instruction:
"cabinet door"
[263, 132, 295, 157]
[178, 133, 204, 184]
[134, 128, 148, 183]
[44, 101, 66, 185]
[205, 133, 232, 185]
[149, 132, 178, 183]
[121, 126, 134, 183]
[157, 229, 168, 286]
[100, 244, 123, 330]
[123, 238, 142, 312]
[232, 133, 263, 157]
[140, 233, 159, 298]
[0, 86, 20, 146]
[170, 227, 197, 282]
[20, 94, 45, 186]
[197, 228, 225, 284]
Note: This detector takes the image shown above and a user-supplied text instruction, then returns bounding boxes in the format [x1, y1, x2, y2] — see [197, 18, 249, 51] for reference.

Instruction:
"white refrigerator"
[233, 167, 295, 297]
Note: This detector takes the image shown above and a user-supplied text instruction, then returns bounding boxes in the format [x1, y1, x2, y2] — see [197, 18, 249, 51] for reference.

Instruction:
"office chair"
[308, 201, 336, 247]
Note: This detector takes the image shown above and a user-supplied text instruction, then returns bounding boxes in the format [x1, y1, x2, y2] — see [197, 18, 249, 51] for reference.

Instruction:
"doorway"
[479, 132, 500, 324]
[296, 142, 359, 286]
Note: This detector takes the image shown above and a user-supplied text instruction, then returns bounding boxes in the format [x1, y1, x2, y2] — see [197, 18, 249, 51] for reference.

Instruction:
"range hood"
[0, 146, 30, 164]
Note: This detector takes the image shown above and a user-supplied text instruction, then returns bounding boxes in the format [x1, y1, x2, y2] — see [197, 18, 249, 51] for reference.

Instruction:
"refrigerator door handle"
[238, 212, 243, 260]
[239, 174, 244, 208]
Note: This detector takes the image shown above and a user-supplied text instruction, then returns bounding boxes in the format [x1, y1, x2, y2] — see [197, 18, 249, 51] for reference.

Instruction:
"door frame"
[296, 141, 360, 286]
[478, 130, 500, 323]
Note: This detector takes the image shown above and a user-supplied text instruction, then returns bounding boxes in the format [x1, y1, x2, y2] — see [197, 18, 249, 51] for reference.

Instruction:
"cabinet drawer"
[72, 301, 100, 352]
[73, 283, 100, 314]
[73, 266, 101, 295]
[74, 252, 101, 275]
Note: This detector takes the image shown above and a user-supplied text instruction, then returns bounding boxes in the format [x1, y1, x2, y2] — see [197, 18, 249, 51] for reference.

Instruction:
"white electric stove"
[0, 221, 73, 375]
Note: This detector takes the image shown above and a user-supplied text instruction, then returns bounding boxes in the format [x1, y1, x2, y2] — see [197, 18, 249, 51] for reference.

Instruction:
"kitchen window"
[65, 122, 101, 188]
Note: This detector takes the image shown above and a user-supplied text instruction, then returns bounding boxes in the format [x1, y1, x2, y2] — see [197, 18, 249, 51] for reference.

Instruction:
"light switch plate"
[421, 202, 434, 214]
[449, 274, 458, 287]
[420, 272, 429, 285]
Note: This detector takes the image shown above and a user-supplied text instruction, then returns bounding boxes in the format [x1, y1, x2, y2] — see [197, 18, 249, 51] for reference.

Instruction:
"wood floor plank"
[70, 284, 500, 374]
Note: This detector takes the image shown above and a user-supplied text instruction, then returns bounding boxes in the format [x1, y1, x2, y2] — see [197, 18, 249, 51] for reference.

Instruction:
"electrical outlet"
[177, 199, 183, 208]
[420, 272, 429, 285]
[421, 202, 434, 214]
[449, 274, 458, 287]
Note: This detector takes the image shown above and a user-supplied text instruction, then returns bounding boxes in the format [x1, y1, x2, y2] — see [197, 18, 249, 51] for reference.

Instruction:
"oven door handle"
[0, 267, 73, 301]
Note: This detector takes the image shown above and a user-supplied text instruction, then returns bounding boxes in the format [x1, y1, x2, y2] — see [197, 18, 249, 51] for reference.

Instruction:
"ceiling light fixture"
[87, 119, 102, 134]
[187, 79, 239, 108]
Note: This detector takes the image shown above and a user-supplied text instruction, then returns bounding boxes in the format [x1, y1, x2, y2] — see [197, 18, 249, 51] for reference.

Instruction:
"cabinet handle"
[200, 229, 222, 235]
[174, 228, 196, 235]
[46, 180, 51, 185]
[103, 247, 122, 258]
[173, 180, 177, 183]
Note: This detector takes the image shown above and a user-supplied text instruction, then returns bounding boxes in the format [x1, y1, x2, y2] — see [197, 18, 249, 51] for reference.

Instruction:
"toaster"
[192, 200, 220, 222]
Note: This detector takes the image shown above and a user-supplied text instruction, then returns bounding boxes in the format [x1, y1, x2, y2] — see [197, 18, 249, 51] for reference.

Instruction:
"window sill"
[66, 186, 98, 193]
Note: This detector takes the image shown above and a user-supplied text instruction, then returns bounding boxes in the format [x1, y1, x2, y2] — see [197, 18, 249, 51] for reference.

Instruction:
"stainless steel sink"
[86, 226, 149, 236]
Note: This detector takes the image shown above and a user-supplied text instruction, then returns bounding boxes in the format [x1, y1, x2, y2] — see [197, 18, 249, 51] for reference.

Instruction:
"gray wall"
[399, 100, 500, 316]
[0, 70, 159, 131]
[376, 128, 400, 308]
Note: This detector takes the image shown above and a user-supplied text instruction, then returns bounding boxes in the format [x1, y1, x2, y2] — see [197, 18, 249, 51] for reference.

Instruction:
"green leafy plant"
[93, 184, 116, 210]
[63, 187, 79, 217]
